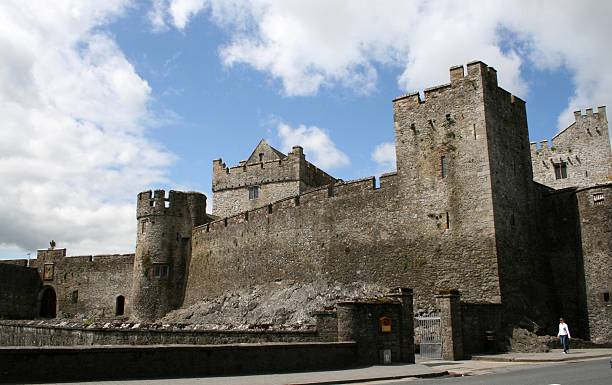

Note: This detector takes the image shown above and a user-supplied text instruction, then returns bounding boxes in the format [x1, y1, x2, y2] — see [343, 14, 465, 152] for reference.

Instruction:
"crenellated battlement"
[32, 248, 134, 265]
[573, 106, 607, 123]
[211, 146, 330, 193]
[196, 173, 397, 236]
[531, 105, 611, 189]
[392, 61, 522, 109]
[212, 142, 337, 217]
[531, 106, 609, 157]
[136, 189, 206, 221]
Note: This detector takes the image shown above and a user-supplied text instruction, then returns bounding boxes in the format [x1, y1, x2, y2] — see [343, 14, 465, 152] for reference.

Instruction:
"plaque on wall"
[379, 316, 392, 333]
[43, 263, 54, 281]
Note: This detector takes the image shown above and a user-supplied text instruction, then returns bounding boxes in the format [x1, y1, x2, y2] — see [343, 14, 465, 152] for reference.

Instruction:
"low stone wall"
[0, 342, 358, 383]
[0, 321, 324, 346]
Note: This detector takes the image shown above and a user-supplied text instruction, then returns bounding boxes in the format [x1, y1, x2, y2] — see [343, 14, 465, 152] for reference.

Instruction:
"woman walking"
[558, 318, 571, 353]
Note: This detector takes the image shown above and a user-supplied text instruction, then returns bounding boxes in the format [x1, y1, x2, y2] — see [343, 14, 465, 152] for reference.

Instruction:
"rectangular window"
[440, 156, 447, 178]
[151, 264, 169, 279]
[593, 193, 604, 206]
[248, 186, 259, 200]
[553, 162, 567, 179]
[71, 290, 78, 304]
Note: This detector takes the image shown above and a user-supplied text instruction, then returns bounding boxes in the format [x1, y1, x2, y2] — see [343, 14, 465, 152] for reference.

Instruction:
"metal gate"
[415, 314, 442, 359]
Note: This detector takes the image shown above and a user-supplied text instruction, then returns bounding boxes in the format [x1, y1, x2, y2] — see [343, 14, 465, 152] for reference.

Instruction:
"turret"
[130, 189, 207, 321]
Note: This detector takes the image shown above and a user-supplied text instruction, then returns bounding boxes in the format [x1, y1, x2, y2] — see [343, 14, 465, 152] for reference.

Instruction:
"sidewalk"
[470, 348, 612, 362]
[57, 349, 612, 385]
[417, 348, 612, 378]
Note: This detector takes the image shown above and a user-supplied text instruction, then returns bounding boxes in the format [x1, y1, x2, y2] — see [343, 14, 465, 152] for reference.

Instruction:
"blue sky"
[0, 1, 609, 259]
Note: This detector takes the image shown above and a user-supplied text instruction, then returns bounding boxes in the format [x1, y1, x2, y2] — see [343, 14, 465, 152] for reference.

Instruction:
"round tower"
[131, 189, 207, 321]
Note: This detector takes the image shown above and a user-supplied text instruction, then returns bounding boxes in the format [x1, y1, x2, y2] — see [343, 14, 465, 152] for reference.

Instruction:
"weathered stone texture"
[531, 107, 611, 189]
[576, 184, 612, 343]
[131, 190, 208, 321]
[0, 321, 320, 346]
[436, 290, 463, 360]
[0, 264, 41, 319]
[187, 63, 523, 317]
[31, 248, 134, 319]
[212, 143, 336, 217]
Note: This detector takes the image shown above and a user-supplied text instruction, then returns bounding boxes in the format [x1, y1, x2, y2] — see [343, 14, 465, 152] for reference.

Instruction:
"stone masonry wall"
[0, 342, 358, 383]
[576, 184, 612, 343]
[213, 180, 301, 219]
[531, 107, 611, 189]
[482, 66, 547, 325]
[0, 321, 322, 346]
[533, 185, 585, 336]
[188, 175, 502, 314]
[132, 190, 208, 321]
[212, 146, 336, 217]
[0, 264, 41, 319]
[32, 249, 134, 319]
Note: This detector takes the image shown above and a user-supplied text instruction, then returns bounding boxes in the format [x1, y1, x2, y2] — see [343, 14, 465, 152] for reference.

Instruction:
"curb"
[286, 370, 448, 385]
[472, 352, 612, 363]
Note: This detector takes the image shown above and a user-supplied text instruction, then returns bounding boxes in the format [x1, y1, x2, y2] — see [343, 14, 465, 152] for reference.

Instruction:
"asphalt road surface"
[377, 358, 611, 385]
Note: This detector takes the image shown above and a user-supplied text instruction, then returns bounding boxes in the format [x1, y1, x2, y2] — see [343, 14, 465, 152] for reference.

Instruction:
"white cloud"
[371, 142, 396, 174]
[155, 0, 612, 131]
[0, 1, 174, 257]
[276, 123, 349, 170]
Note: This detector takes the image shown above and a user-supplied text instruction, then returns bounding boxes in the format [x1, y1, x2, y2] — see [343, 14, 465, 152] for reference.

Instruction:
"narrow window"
[259, 153, 264, 162]
[248, 186, 259, 200]
[593, 193, 604, 206]
[604, 292, 610, 302]
[445, 212, 450, 230]
[71, 290, 78, 304]
[553, 162, 567, 179]
[141, 220, 145, 234]
[151, 264, 169, 279]
[440, 156, 447, 178]
[116, 296, 125, 316]
[472, 124, 477, 139]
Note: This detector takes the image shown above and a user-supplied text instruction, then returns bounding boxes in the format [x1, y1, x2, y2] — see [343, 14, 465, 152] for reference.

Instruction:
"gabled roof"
[245, 139, 287, 165]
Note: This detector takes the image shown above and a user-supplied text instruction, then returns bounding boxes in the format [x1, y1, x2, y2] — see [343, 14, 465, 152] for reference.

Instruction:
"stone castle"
[2, 61, 611, 354]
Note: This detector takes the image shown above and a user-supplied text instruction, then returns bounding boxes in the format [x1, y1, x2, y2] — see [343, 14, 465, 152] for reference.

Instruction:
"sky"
[0, 0, 610, 259]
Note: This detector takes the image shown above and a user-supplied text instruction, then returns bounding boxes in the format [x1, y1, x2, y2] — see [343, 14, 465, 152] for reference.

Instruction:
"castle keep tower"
[212, 139, 337, 217]
[392, 61, 538, 317]
[131, 190, 207, 320]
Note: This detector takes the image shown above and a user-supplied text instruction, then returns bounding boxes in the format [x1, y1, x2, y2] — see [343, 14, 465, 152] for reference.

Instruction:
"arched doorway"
[115, 295, 125, 316]
[39, 286, 57, 318]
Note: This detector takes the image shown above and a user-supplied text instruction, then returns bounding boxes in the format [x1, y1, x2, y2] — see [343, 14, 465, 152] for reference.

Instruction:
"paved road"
[364, 358, 612, 385]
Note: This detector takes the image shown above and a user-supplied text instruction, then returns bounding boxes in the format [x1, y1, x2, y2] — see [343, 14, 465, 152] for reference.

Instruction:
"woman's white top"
[558, 323, 571, 337]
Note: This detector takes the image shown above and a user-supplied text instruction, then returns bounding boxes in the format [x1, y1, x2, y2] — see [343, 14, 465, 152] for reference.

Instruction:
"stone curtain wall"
[531, 107, 611, 189]
[0, 264, 41, 319]
[576, 184, 612, 343]
[0, 342, 358, 383]
[32, 249, 134, 319]
[187, 172, 502, 313]
[186, 63, 517, 314]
